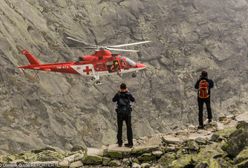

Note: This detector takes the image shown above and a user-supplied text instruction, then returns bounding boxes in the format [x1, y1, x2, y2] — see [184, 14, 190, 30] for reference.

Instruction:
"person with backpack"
[195, 71, 214, 129]
[112, 83, 135, 148]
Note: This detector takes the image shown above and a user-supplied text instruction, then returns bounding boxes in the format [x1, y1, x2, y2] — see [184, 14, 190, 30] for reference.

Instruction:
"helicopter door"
[112, 60, 120, 71]
[106, 60, 120, 73]
[106, 61, 113, 73]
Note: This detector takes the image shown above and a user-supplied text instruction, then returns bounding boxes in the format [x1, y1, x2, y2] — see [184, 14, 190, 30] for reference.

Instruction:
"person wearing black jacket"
[112, 83, 135, 148]
[195, 71, 214, 129]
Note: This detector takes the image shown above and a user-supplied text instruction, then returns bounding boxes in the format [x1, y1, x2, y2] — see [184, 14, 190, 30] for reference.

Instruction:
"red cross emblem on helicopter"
[83, 66, 92, 75]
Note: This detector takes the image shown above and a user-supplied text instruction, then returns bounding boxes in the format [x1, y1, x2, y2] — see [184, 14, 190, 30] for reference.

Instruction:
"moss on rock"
[196, 143, 225, 162]
[235, 148, 248, 164]
[137, 153, 156, 162]
[159, 152, 176, 167]
[82, 155, 102, 165]
[108, 159, 121, 166]
[36, 150, 66, 161]
[105, 150, 123, 159]
[236, 159, 248, 168]
[131, 146, 159, 155]
[209, 158, 221, 168]
[185, 140, 200, 152]
[17, 152, 37, 162]
[170, 154, 195, 168]
[211, 127, 236, 142]
[222, 128, 248, 157]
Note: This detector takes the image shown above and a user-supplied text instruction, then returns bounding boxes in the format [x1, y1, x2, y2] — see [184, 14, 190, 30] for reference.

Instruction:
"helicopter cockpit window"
[125, 57, 136, 66]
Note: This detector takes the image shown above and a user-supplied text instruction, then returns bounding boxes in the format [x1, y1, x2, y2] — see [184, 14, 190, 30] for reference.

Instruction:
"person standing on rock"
[112, 83, 135, 148]
[195, 71, 214, 129]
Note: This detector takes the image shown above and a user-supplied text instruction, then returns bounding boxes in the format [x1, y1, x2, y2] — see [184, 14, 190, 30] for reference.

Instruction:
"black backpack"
[117, 93, 131, 115]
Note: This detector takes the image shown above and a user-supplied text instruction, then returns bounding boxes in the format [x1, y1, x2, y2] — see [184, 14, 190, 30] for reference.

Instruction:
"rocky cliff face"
[0, 0, 248, 153]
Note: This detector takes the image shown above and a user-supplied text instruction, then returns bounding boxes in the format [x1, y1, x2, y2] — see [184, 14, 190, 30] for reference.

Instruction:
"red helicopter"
[18, 37, 150, 83]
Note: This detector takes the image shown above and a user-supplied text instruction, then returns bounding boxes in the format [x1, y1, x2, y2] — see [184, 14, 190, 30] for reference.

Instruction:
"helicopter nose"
[136, 63, 146, 69]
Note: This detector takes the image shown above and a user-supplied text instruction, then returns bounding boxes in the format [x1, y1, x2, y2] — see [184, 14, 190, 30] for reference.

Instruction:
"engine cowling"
[80, 55, 97, 61]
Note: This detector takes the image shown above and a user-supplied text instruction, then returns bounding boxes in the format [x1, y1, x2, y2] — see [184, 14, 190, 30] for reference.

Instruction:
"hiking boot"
[197, 125, 204, 129]
[117, 141, 122, 147]
[124, 143, 133, 148]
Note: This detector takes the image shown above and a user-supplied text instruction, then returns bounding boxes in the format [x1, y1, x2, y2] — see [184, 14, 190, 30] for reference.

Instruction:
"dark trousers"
[117, 114, 133, 145]
[198, 98, 212, 126]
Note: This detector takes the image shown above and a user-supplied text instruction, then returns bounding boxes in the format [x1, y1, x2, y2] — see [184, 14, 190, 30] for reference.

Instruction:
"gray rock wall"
[0, 0, 247, 153]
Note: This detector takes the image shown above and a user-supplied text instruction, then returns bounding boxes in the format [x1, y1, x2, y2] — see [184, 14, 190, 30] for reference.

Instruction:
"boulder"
[17, 152, 37, 162]
[58, 159, 69, 167]
[159, 152, 176, 167]
[102, 157, 111, 166]
[170, 154, 195, 168]
[185, 140, 200, 152]
[6, 155, 16, 162]
[132, 158, 140, 164]
[138, 153, 156, 162]
[152, 150, 163, 157]
[104, 147, 131, 159]
[236, 121, 248, 130]
[162, 145, 179, 153]
[132, 163, 141, 168]
[161, 136, 183, 145]
[222, 125, 248, 157]
[104, 149, 123, 159]
[196, 143, 225, 162]
[195, 162, 208, 168]
[36, 150, 66, 161]
[0, 155, 7, 163]
[195, 137, 208, 145]
[122, 158, 131, 166]
[141, 163, 151, 168]
[63, 152, 85, 162]
[211, 127, 236, 142]
[82, 155, 102, 165]
[209, 158, 221, 168]
[69, 160, 83, 168]
[234, 148, 248, 164]
[236, 112, 248, 123]
[71, 145, 86, 152]
[87, 148, 104, 156]
[131, 145, 159, 155]
[108, 159, 121, 166]
[236, 160, 248, 168]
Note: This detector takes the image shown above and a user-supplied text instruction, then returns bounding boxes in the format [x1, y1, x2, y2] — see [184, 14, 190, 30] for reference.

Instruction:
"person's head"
[120, 83, 127, 91]
[201, 71, 208, 78]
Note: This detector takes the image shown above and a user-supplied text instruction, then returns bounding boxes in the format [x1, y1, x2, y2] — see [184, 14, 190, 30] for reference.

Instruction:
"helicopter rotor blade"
[106, 47, 139, 52]
[66, 37, 97, 47]
[108, 41, 151, 48]
[66, 37, 151, 53]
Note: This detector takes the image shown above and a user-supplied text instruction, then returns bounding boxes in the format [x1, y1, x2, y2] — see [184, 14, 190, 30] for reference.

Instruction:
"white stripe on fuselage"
[98, 68, 144, 76]
[71, 64, 145, 77]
